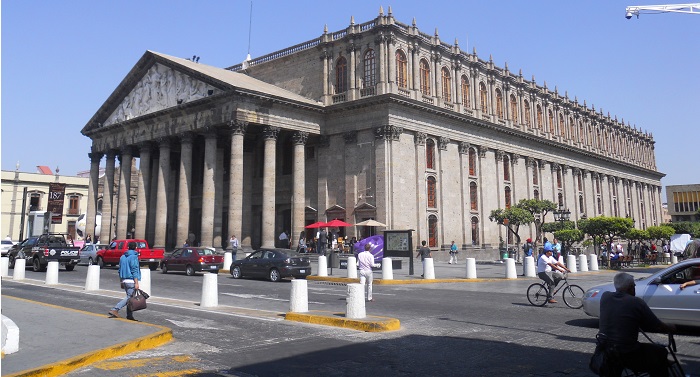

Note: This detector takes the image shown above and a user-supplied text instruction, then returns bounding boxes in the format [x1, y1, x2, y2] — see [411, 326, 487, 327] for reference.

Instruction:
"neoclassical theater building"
[81, 8, 663, 253]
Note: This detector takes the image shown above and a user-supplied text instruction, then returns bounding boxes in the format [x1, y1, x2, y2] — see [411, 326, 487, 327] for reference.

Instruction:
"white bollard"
[140, 268, 152, 296]
[465, 258, 477, 279]
[423, 258, 435, 279]
[579, 254, 589, 272]
[664, 253, 671, 265]
[200, 273, 218, 307]
[346, 283, 366, 319]
[13, 259, 26, 280]
[671, 255, 678, 264]
[85, 265, 101, 291]
[558, 256, 565, 265]
[505, 258, 517, 279]
[524, 256, 536, 277]
[566, 254, 578, 273]
[381, 257, 393, 280]
[589, 254, 599, 271]
[223, 252, 232, 271]
[45, 261, 59, 285]
[1, 257, 9, 277]
[347, 256, 358, 279]
[289, 279, 308, 312]
[317, 256, 328, 277]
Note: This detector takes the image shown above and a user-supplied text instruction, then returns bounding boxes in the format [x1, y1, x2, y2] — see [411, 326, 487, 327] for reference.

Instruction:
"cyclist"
[599, 272, 676, 377]
[537, 248, 570, 303]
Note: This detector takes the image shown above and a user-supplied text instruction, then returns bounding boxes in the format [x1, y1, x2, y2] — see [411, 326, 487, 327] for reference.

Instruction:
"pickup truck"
[7, 234, 81, 272]
[96, 239, 164, 271]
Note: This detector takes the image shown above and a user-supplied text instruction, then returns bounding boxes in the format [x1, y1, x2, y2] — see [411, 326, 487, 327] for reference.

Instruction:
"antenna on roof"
[244, 0, 253, 67]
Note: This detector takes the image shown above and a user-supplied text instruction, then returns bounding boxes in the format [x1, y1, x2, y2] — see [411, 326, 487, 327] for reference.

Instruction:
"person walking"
[109, 241, 141, 320]
[297, 231, 307, 253]
[552, 238, 562, 260]
[358, 243, 380, 301]
[318, 228, 328, 256]
[416, 240, 432, 277]
[449, 241, 458, 264]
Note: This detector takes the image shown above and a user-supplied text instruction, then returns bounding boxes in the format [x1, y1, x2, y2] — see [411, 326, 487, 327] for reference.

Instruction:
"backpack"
[523, 242, 533, 257]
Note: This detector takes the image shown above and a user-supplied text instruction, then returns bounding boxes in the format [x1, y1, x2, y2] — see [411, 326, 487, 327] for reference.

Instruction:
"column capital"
[180, 132, 194, 144]
[459, 142, 470, 154]
[156, 137, 172, 148]
[414, 132, 427, 146]
[105, 149, 117, 159]
[526, 156, 536, 167]
[88, 151, 103, 163]
[293, 131, 309, 145]
[375, 125, 403, 141]
[228, 120, 248, 135]
[343, 131, 357, 145]
[262, 126, 280, 140]
[495, 149, 504, 161]
[478, 146, 487, 158]
[438, 136, 449, 151]
[511, 153, 520, 164]
[572, 167, 581, 175]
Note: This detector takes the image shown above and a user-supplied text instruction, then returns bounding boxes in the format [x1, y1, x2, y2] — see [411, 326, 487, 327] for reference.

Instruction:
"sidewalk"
[1, 295, 171, 377]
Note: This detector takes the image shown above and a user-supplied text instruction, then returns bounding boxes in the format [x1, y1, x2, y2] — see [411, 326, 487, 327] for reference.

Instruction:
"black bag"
[127, 289, 149, 312]
[589, 343, 607, 375]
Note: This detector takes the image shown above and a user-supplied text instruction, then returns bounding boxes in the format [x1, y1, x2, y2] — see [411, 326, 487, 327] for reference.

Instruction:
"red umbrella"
[324, 219, 352, 227]
[304, 221, 326, 229]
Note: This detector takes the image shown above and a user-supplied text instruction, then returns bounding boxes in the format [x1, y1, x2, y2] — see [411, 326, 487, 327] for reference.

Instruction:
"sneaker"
[547, 299, 557, 304]
[108, 310, 120, 318]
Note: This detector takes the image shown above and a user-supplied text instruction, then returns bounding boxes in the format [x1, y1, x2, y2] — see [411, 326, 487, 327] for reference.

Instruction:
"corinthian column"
[177, 133, 193, 246]
[292, 131, 308, 245]
[228, 121, 247, 246]
[135, 143, 152, 240]
[262, 126, 279, 248]
[86, 150, 103, 242]
[154, 139, 171, 249]
[99, 150, 116, 243]
[200, 131, 217, 247]
[116, 147, 133, 239]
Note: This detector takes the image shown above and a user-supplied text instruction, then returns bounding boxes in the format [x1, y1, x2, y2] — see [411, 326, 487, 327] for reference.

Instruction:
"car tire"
[33, 258, 45, 272]
[185, 265, 195, 276]
[65, 264, 75, 272]
[149, 263, 158, 271]
[88, 257, 94, 266]
[269, 268, 281, 282]
[97, 257, 104, 268]
[161, 263, 168, 274]
[231, 266, 242, 279]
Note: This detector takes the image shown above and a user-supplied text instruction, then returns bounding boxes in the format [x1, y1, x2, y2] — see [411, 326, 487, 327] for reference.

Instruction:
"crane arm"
[626, 3, 700, 18]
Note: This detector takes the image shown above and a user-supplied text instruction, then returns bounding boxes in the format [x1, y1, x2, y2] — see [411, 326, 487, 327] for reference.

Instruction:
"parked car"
[230, 248, 311, 282]
[7, 233, 80, 271]
[96, 239, 164, 270]
[79, 243, 109, 265]
[582, 258, 700, 328]
[161, 247, 223, 276]
[1, 239, 15, 256]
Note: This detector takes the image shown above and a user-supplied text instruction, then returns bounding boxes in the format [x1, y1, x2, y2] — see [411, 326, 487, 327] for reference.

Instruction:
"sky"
[2, 1, 698, 200]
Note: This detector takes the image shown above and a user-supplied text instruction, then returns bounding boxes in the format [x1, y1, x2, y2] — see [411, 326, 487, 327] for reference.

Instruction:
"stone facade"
[81, 9, 664, 254]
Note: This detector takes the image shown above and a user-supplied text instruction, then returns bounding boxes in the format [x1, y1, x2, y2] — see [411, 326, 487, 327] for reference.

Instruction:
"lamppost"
[553, 204, 571, 256]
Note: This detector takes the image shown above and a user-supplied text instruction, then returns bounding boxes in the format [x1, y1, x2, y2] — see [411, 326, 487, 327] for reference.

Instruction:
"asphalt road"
[5, 264, 700, 376]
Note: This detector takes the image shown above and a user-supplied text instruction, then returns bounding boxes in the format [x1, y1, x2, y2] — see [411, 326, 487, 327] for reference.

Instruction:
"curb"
[1, 314, 20, 355]
[285, 311, 400, 332]
[2, 296, 173, 377]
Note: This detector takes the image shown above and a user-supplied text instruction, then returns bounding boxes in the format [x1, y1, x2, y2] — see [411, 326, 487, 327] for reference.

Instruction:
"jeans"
[537, 271, 563, 299]
[359, 269, 374, 300]
[113, 282, 135, 318]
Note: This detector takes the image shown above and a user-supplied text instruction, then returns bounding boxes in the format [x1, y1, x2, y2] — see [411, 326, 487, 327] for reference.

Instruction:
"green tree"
[665, 222, 700, 238]
[579, 216, 634, 266]
[514, 199, 557, 246]
[541, 220, 575, 235]
[646, 225, 675, 244]
[489, 207, 535, 249]
[553, 229, 584, 257]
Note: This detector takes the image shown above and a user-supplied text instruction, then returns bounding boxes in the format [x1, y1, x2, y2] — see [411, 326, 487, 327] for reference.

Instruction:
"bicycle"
[592, 331, 685, 377]
[526, 272, 584, 308]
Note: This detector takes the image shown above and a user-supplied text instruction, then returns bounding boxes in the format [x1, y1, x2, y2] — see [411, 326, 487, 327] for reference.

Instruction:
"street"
[3, 263, 700, 376]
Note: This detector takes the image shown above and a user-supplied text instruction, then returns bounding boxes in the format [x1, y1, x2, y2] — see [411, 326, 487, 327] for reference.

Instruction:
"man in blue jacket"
[109, 241, 141, 320]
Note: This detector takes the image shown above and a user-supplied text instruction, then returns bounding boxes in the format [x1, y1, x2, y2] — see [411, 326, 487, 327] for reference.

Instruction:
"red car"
[160, 247, 223, 276]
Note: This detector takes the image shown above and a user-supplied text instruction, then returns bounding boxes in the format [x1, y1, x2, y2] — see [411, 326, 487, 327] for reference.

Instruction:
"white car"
[0, 239, 15, 256]
[79, 243, 109, 266]
[582, 258, 700, 328]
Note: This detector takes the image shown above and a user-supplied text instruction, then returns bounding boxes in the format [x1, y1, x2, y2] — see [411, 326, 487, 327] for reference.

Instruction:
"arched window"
[426, 139, 435, 170]
[548, 110, 555, 134]
[577, 174, 583, 191]
[569, 117, 576, 140]
[419, 59, 431, 95]
[558, 192, 564, 207]
[471, 217, 480, 245]
[597, 197, 602, 214]
[505, 186, 512, 209]
[363, 49, 376, 88]
[427, 176, 437, 208]
[468, 148, 476, 176]
[524, 100, 531, 127]
[479, 82, 488, 113]
[428, 215, 438, 247]
[532, 163, 539, 185]
[596, 178, 601, 194]
[613, 200, 618, 217]
[510, 94, 518, 123]
[557, 170, 562, 188]
[536, 105, 543, 130]
[470, 182, 478, 211]
[460, 75, 470, 107]
[441, 67, 451, 102]
[580, 122, 586, 145]
[559, 114, 565, 137]
[395, 50, 408, 88]
[534, 189, 540, 201]
[495, 89, 504, 118]
[335, 57, 347, 93]
[579, 195, 585, 212]
[503, 155, 510, 181]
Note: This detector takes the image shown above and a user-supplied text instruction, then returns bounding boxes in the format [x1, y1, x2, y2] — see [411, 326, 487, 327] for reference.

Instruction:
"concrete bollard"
[589, 254, 599, 271]
[671, 255, 678, 264]
[45, 261, 59, 285]
[1, 257, 9, 277]
[566, 254, 578, 273]
[317, 256, 328, 277]
[579, 254, 589, 272]
[505, 258, 517, 279]
[423, 258, 435, 279]
[382, 257, 393, 280]
[558, 256, 564, 265]
[465, 258, 477, 279]
[13, 259, 26, 280]
[85, 265, 101, 291]
[223, 252, 232, 271]
[524, 256, 536, 277]
[200, 273, 218, 307]
[346, 283, 366, 319]
[139, 268, 152, 296]
[347, 256, 358, 279]
[664, 253, 671, 264]
[289, 279, 308, 312]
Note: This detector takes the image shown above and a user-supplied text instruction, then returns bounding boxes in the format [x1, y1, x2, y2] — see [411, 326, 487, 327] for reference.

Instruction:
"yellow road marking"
[134, 369, 202, 377]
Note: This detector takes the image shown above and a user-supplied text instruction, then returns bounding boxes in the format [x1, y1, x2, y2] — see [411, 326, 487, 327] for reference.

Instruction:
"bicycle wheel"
[562, 284, 585, 309]
[527, 283, 548, 307]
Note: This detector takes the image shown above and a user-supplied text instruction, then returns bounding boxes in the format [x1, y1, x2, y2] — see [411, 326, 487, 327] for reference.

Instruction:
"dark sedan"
[230, 248, 311, 282]
[161, 247, 223, 276]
